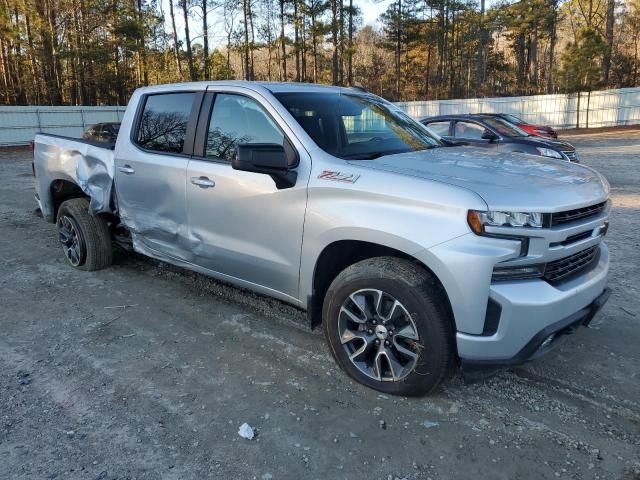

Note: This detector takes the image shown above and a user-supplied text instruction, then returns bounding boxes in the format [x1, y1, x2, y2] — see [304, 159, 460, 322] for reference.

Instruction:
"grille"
[551, 201, 607, 226]
[544, 246, 599, 283]
[562, 150, 578, 161]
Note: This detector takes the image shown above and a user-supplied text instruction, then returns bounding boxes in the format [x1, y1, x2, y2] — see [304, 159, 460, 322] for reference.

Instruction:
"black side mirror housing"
[233, 143, 298, 189]
[481, 130, 499, 142]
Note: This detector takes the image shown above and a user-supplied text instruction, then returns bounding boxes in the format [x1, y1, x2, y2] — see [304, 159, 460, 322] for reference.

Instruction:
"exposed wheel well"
[50, 180, 88, 221]
[309, 240, 454, 332]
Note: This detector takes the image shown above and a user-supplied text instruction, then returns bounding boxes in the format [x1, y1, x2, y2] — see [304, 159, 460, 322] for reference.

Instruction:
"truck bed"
[33, 133, 116, 222]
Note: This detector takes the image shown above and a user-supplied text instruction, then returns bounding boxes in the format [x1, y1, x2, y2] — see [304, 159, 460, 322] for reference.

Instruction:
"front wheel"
[322, 257, 456, 396]
[56, 198, 113, 271]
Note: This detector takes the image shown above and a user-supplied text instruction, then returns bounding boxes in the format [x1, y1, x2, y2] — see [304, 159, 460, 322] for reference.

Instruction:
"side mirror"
[233, 143, 298, 189]
[481, 130, 499, 142]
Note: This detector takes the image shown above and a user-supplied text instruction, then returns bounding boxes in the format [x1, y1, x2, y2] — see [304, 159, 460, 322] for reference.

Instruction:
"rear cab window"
[134, 92, 197, 153]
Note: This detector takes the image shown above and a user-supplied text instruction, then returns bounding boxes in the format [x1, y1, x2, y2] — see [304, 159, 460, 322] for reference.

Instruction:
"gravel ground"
[1, 132, 639, 480]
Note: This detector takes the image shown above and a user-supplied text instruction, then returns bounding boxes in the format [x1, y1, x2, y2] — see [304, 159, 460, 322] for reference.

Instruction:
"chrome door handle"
[118, 165, 135, 175]
[191, 176, 215, 188]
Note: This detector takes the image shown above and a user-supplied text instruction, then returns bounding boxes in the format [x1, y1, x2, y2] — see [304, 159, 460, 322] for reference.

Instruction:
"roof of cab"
[135, 80, 361, 95]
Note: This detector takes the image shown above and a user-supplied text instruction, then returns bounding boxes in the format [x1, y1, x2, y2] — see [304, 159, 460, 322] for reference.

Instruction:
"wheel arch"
[306, 239, 455, 336]
[50, 178, 89, 222]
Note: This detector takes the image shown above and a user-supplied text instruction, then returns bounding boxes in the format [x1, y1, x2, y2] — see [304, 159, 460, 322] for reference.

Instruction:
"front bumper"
[461, 287, 610, 374]
[456, 242, 609, 364]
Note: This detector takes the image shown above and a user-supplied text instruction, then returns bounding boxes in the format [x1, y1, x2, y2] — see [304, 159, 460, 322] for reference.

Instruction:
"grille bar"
[562, 150, 578, 162]
[551, 201, 607, 226]
[544, 246, 599, 283]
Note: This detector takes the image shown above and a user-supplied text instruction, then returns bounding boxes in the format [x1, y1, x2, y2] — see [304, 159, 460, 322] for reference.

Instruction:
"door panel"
[115, 91, 199, 261]
[186, 90, 309, 299]
[186, 160, 306, 296]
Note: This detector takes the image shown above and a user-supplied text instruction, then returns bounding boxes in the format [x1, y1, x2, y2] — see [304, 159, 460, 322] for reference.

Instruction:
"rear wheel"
[322, 257, 455, 396]
[56, 198, 112, 271]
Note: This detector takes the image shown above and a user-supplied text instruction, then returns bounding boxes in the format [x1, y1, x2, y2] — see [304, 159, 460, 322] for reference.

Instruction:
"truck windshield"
[274, 92, 442, 160]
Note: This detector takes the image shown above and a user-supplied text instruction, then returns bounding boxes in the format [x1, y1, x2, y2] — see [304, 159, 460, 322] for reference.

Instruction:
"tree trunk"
[202, 0, 209, 79]
[242, 0, 251, 80]
[331, 0, 339, 84]
[0, 39, 9, 104]
[180, 0, 198, 81]
[248, 0, 255, 79]
[475, 0, 485, 94]
[25, 10, 40, 103]
[137, 0, 148, 85]
[395, 0, 401, 99]
[339, 0, 344, 84]
[602, 0, 615, 85]
[347, 0, 353, 85]
[515, 32, 526, 94]
[294, 0, 300, 81]
[169, 0, 183, 77]
[301, 8, 307, 81]
[279, 0, 287, 80]
[547, 0, 557, 94]
[35, 0, 62, 104]
[311, 10, 318, 82]
[529, 20, 538, 88]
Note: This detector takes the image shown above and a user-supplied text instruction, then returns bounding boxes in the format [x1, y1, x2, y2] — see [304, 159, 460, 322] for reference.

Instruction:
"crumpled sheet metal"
[35, 135, 116, 218]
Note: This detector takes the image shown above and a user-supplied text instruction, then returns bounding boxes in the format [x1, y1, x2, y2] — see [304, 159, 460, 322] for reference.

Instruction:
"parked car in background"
[422, 114, 578, 162]
[481, 113, 558, 139]
[82, 122, 120, 143]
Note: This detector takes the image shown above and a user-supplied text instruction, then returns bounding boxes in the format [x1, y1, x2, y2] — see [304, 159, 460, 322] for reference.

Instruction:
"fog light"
[492, 264, 544, 281]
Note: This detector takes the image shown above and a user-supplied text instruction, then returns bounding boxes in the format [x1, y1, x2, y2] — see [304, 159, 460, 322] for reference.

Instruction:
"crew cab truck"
[33, 82, 611, 396]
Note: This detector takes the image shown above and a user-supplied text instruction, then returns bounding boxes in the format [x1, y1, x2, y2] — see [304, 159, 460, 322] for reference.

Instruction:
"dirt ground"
[1, 131, 639, 480]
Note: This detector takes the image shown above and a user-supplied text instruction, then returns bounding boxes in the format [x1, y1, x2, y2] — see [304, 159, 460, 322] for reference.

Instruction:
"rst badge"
[318, 170, 361, 183]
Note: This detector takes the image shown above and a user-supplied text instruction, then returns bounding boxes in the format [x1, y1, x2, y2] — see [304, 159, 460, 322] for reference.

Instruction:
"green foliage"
[558, 27, 607, 92]
[210, 50, 235, 79]
[0, 0, 635, 105]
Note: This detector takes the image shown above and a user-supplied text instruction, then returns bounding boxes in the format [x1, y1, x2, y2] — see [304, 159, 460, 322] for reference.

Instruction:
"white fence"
[397, 87, 640, 129]
[0, 106, 126, 146]
[1, 87, 640, 146]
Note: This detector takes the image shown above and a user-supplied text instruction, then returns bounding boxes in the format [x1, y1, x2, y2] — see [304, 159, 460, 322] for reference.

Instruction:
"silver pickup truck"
[33, 81, 611, 396]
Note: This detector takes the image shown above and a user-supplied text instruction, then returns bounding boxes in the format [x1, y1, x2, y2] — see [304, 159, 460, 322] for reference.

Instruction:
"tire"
[56, 197, 112, 271]
[322, 257, 455, 396]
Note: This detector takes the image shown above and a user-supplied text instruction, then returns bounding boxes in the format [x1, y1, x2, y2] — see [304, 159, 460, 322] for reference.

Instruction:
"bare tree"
[180, 0, 198, 81]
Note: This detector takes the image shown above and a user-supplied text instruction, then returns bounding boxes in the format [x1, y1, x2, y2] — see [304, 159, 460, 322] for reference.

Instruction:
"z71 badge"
[318, 170, 361, 183]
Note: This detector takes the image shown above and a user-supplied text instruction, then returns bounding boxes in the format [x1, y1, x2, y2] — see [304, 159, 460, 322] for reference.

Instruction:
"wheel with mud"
[322, 257, 456, 396]
[56, 197, 112, 271]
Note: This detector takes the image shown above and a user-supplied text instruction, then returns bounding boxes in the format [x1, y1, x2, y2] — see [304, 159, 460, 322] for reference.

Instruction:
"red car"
[480, 113, 558, 139]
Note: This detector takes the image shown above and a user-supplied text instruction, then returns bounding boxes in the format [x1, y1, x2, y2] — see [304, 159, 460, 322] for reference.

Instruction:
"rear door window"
[425, 121, 451, 136]
[454, 121, 487, 140]
[135, 92, 196, 153]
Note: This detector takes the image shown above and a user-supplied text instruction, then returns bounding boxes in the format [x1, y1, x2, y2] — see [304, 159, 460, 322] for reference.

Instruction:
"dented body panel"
[34, 135, 116, 222]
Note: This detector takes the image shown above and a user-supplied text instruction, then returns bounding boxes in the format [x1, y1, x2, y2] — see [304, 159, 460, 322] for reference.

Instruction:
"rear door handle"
[190, 176, 215, 188]
[118, 165, 135, 175]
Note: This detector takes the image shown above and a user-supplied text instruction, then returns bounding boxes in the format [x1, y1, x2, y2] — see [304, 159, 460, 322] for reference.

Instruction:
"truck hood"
[350, 147, 609, 211]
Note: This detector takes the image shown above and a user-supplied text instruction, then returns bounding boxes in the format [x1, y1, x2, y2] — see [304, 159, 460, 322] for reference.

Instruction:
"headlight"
[468, 210, 544, 234]
[536, 147, 563, 159]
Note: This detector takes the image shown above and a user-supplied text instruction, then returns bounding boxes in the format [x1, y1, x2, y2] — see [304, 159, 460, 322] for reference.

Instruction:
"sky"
[160, 0, 394, 50]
